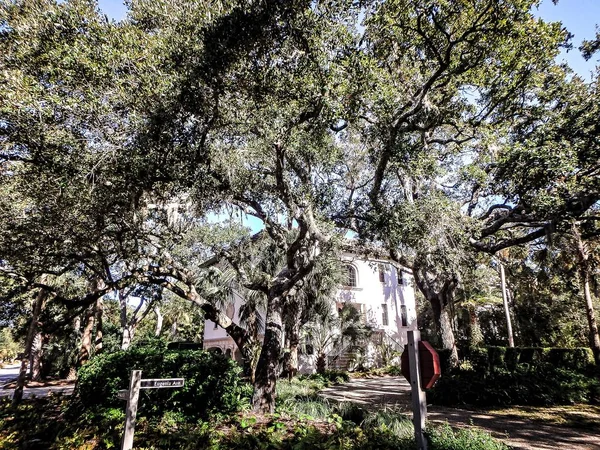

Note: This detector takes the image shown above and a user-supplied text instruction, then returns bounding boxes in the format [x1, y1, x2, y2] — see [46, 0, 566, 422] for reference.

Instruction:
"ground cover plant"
[0, 395, 511, 450]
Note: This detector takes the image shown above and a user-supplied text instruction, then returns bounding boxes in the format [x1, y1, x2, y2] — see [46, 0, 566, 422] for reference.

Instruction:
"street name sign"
[140, 378, 184, 389]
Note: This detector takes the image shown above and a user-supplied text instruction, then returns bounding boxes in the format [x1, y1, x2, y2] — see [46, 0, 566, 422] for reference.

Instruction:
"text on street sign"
[140, 378, 185, 389]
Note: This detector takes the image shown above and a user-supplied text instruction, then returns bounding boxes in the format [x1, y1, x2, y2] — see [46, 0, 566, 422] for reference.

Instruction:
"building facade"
[203, 253, 418, 372]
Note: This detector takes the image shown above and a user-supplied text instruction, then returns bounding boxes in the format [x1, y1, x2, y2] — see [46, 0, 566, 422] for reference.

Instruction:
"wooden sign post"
[400, 332, 442, 450]
[119, 371, 185, 450]
[407, 330, 428, 450]
[122, 370, 141, 450]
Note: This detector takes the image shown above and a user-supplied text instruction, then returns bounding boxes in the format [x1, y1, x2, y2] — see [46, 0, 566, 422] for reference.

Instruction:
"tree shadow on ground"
[320, 376, 600, 450]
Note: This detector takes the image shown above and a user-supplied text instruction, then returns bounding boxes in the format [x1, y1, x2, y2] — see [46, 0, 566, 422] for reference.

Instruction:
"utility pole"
[499, 262, 515, 347]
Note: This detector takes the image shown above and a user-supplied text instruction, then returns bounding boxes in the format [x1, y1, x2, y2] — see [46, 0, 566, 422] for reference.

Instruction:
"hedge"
[76, 347, 251, 420]
[465, 346, 596, 373]
[430, 347, 599, 407]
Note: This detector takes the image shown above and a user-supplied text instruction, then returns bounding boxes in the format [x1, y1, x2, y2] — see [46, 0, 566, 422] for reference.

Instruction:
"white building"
[203, 253, 417, 372]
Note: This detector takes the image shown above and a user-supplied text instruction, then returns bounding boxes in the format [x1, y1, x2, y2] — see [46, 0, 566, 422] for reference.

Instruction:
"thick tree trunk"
[94, 298, 103, 354]
[413, 267, 459, 366]
[282, 319, 300, 380]
[13, 285, 47, 406]
[499, 263, 515, 347]
[252, 297, 283, 413]
[78, 306, 95, 366]
[437, 300, 458, 363]
[29, 331, 43, 381]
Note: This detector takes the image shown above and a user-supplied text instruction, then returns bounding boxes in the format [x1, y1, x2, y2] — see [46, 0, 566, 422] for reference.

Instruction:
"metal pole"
[122, 370, 142, 450]
[407, 330, 428, 450]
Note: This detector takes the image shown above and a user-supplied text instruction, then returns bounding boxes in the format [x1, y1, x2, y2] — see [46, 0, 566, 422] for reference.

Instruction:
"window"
[381, 304, 389, 326]
[345, 264, 357, 287]
[226, 304, 235, 319]
[378, 264, 386, 283]
[400, 305, 408, 327]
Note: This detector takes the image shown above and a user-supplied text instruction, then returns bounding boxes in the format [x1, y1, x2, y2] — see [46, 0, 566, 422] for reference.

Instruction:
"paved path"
[320, 376, 600, 450]
[0, 363, 19, 386]
[0, 363, 74, 399]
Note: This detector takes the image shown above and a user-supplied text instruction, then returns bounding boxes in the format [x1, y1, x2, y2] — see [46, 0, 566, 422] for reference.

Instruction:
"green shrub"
[430, 361, 600, 407]
[384, 365, 402, 376]
[76, 347, 250, 420]
[461, 346, 596, 374]
[428, 424, 510, 450]
[301, 369, 350, 384]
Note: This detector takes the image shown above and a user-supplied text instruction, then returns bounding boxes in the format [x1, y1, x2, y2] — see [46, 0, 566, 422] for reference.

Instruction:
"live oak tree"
[327, 0, 569, 363]
[130, 0, 362, 412]
[0, 0, 232, 402]
[4, 0, 600, 413]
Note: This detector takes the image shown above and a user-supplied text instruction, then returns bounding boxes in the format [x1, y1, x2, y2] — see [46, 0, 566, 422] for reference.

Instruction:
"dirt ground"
[319, 376, 600, 450]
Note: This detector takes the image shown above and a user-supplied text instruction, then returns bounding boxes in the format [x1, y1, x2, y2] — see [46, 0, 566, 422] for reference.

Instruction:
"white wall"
[204, 290, 245, 342]
[337, 254, 417, 346]
[203, 254, 419, 363]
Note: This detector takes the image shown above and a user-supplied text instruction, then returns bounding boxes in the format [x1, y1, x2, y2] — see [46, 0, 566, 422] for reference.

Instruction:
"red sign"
[401, 340, 441, 389]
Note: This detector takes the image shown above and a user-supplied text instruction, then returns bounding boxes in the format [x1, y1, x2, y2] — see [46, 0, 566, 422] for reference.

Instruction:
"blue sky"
[534, 0, 599, 79]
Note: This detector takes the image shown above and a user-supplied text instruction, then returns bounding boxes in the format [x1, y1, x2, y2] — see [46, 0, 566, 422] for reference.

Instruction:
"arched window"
[344, 264, 357, 287]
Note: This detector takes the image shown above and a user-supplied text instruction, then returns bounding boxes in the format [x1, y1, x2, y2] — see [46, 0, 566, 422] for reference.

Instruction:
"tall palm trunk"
[499, 262, 515, 347]
[29, 331, 43, 381]
[574, 223, 600, 363]
[67, 315, 81, 381]
[94, 297, 103, 354]
[287, 321, 300, 379]
[282, 309, 300, 380]
[119, 290, 135, 350]
[580, 268, 600, 363]
[13, 283, 47, 406]
[154, 306, 163, 337]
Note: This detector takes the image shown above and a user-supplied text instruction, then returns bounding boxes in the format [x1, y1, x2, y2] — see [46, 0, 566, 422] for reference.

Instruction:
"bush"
[76, 347, 250, 420]
[430, 346, 599, 407]
[461, 346, 596, 374]
[384, 364, 402, 376]
[430, 361, 600, 407]
[300, 369, 350, 384]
